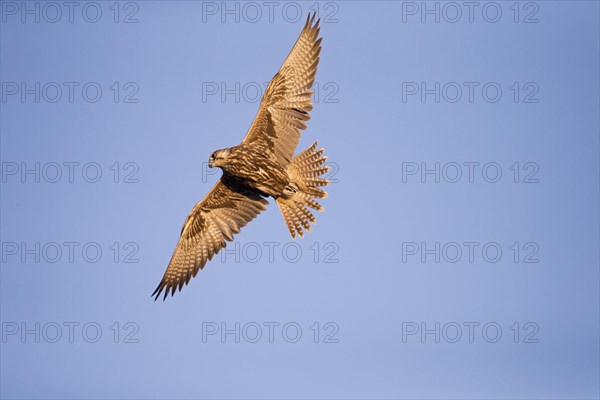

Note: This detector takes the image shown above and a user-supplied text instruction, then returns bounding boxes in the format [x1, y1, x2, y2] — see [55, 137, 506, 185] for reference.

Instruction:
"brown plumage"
[152, 13, 331, 301]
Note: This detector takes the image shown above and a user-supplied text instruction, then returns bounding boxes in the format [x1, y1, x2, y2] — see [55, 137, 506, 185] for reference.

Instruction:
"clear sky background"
[1, 1, 599, 399]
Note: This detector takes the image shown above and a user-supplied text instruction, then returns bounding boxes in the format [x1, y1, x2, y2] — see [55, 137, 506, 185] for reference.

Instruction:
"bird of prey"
[152, 13, 330, 301]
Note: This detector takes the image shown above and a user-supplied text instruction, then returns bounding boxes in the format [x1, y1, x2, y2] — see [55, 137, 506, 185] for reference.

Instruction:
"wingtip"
[305, 11, 320, 30]
[151, 282, 163, 302]
[304, 12, 312, 29]
[151, 280, 173, 302]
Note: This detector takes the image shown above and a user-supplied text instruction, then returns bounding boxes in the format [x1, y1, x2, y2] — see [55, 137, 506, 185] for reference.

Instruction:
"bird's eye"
[211, 154, 216, 160]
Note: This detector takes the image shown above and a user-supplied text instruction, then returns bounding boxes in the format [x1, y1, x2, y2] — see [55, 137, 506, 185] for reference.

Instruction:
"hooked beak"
[208, 159, 214, 168]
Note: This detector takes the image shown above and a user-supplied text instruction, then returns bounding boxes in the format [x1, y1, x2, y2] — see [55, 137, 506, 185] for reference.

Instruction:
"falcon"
[152, 13, 331, 301]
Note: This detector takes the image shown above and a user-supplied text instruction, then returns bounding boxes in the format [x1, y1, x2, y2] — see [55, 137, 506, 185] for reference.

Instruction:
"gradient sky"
[1, 1, 599, 399]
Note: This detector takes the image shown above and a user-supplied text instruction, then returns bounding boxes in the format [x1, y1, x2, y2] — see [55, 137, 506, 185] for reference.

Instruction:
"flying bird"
[152, 13, 331, 301]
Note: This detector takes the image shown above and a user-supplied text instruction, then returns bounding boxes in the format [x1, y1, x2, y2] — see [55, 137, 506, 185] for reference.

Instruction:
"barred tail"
[276, 141, 330, 239]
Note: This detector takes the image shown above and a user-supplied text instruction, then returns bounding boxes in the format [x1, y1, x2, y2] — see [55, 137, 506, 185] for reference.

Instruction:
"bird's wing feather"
[152, 180, 268, 301]
[241, 13, 322, 166]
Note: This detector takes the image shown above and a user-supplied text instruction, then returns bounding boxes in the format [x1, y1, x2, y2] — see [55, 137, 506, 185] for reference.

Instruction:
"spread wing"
[242, 13, 322, 166]
[152, 180, 269, 301]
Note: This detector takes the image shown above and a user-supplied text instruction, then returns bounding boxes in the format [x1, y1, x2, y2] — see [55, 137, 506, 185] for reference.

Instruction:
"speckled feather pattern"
[152, 13, 327, 301]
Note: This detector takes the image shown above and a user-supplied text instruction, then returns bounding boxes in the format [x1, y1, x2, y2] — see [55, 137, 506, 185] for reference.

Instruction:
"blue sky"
[1, 1, 599, 399]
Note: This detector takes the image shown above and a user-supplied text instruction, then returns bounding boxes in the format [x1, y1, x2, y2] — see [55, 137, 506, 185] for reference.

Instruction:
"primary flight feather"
[152, 13, 330, 301]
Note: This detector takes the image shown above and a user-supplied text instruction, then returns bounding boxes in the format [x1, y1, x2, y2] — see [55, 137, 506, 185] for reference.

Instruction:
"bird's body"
[213, 145, 290, 198]
[153, 13, 330, 300]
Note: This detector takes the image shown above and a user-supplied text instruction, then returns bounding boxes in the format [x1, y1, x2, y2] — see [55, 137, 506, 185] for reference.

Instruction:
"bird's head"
[208, 148, 231, 169]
